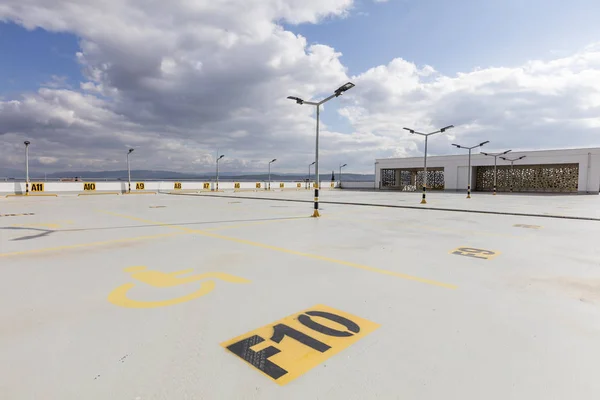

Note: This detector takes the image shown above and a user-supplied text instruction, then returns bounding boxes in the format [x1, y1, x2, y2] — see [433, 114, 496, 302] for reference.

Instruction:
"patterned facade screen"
[475, 163, 579, 192]
[380, 168, 444, 191]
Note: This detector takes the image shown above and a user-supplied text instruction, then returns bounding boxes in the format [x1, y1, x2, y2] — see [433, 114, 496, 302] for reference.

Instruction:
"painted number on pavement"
[513, 224, 541, 229]
[221, 304, 379, 385]
[451, 247, 499, 260]
[31, 183, 44, 192]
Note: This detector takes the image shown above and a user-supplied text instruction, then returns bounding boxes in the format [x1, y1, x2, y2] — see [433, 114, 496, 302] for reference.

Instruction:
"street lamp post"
[452, 141, 490, 198]
[481, 150, 512, 195]
[216, 154, 224, 191]
[308, 161, 315, 190]
[374, 161, 379, 190]
[268, 159, 277, 190]
[24, 141, 31, 195]
[127, 148, 134, 193]
[500, 155, 526, 192]
[288, 82, 355, 217]
[339, 163, 347, 188]
[404, 125, 454, 204]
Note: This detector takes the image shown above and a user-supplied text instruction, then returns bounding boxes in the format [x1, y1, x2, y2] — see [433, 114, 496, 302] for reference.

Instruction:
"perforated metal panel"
[475, 163, 579, 192]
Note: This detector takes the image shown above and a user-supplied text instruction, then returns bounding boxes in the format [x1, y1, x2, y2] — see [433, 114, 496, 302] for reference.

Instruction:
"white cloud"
[1, 0, 600, 174]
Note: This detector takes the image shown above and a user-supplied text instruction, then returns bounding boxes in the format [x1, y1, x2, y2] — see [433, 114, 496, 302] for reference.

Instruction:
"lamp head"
[480, 141, 490, 147]
[287, 96, 304, 105]
[271, 159, 277, 163]
[24, 140, 31, 146]
[334, 82, 355, 97]
[452, 144, 461, 148]
[403, 127, 415, 134]
[440, 125, 454, 132]
[128, 148, 134, 154]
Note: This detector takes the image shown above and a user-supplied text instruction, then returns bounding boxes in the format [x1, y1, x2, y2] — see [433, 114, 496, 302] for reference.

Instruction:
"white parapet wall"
[0, 180, 340, 195]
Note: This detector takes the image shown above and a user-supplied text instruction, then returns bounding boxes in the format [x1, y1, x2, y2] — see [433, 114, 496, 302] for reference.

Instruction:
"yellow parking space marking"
[450, 247, 499, 260]
[11, 220, 74, 229]
[99, 210, 457, 289]
[203, 216, 310, 232]
[513, 224, 542, 229]
[0, 232, 187, 258]
[221, 304, 379, 385]
[108, 266, 250, 308]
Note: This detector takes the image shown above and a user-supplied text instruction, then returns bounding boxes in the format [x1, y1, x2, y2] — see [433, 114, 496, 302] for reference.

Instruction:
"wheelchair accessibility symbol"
[108, 266, 250, 308]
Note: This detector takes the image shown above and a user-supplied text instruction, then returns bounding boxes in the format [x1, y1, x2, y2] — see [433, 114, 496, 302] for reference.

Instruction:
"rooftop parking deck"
[1, 190, 599, 399]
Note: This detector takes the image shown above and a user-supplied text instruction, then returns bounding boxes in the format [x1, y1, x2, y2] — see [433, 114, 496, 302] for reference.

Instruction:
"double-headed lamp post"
[216, 154, 224, 191]
[288, 82, 355, 217]
[24, 141, 31, 195]
[339, 163, 347, 188]
[127, 148, 134, 193]
[481, 149, 512, 195]
[403, 125, 454, 204]
[308, 161, 315, 189]
[268, 159, 277, 190]
[500, 155, 526, 192]
[451, 141, 489, 198]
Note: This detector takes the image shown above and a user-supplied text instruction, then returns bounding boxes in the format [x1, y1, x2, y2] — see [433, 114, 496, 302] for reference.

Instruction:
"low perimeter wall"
[0, 180, 341, 195]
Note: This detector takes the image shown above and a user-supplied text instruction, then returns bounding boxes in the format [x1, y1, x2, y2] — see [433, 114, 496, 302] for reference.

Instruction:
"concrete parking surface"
[1, 190, 599, 399]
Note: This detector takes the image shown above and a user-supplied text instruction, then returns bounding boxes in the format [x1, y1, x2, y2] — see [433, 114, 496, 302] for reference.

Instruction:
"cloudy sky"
[1, 0, 600, 175]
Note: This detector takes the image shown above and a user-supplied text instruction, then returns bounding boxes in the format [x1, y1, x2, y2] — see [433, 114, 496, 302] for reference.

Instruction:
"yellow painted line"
[99, 210, 457, 289]
[123, 192, 157, 195]
[78, 192, 120, 196]
[0, 232, 187, 258]
[203, 216, 310, 232]
[6, 193, 58, 197]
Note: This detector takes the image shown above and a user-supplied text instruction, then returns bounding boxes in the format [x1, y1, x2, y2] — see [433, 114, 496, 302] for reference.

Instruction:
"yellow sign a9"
[136, 182, 145, 190]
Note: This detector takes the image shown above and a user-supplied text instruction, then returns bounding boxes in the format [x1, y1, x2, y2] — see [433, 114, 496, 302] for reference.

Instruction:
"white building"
[375, 147, 600, 194]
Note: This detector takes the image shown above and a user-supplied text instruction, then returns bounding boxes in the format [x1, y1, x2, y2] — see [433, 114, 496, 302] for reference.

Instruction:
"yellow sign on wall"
[222, 304, 379, 385]
[256, 183, 261, 189]
[203, 182, 210, 189]
[330, 182, 334, 188]
[83, 183, 96, 191]
[174, 182, 182, 190]
[279, 183, 285, 188]
[136, 182, 145, 190]
[297, 183, 301, 188]
[234, 183, 241, 189]
[30, 182, 44, 192]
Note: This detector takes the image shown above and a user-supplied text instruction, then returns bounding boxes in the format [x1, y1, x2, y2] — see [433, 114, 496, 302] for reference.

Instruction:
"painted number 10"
[226, 310, 361, 381]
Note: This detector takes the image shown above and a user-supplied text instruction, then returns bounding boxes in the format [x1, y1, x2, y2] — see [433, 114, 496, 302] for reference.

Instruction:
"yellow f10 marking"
[221, 304, 379, 385]
[108, 266, 250, 308]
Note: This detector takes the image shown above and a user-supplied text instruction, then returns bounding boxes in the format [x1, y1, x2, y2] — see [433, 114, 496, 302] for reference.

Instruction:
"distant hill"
[2, 169, 374, 182]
